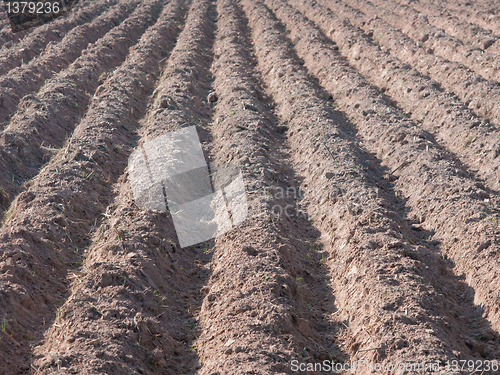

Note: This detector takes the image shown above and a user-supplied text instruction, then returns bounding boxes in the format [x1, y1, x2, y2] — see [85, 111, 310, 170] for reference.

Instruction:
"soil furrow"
[429, 0, 500, 35]
[31, 0, 220, 373]
[0, 0, 115, 77]
[340, 0, 500, 85]
[195, 1, 347, 373]
[0, 23, 27, 50]
[317, 0, 500, 146]
[392, 0, 500, 54]
[286, 0, 500, 194]
[0, 1, 137, 125]
[0, 1, 186, 373]
[240, 0, 499, 370]
[272, 0, 500, 356]
[0, 0, 162, 219]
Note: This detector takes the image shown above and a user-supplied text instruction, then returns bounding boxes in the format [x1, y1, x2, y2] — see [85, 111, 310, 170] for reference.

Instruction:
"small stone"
[207, 91, 218, 103]
[276, 125, 288, 134]
[242, 101, 258, 111]
[473, 342, 487, 356]
[394, 339, 407, 349]
[477, 189, 489, 199]
[159, 96, 176, 109]
[200, 286, 210, 294]
[256, 156, 267, 164]
[298, 319, 312, 337]
[150, 348, 163, 362]
[278, 244, 291, 263]
[418, 13, 428, 22]
[242, 246, 258, 256]
[192, 96, 202, 108]
[158, 358, 168, 367]
[482, 38, 496, 50]
[476, 240, 491, 252]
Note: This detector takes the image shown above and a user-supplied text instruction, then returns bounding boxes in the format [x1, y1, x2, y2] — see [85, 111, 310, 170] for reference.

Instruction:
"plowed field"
[1, 0, 499, 374]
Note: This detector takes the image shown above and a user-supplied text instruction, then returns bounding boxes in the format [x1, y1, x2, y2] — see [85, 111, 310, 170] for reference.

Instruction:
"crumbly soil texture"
[0, 0, 500, 374]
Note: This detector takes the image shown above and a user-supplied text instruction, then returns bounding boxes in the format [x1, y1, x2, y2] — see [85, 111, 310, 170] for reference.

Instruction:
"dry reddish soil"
[0, 0, 500, 374]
